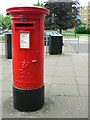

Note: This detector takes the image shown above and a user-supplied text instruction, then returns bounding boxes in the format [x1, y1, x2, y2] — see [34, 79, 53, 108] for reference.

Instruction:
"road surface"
[64, 36, 88, 54]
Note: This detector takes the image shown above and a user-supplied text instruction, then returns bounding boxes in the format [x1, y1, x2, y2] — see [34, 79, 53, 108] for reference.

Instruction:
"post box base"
[13, 85, 44, 112]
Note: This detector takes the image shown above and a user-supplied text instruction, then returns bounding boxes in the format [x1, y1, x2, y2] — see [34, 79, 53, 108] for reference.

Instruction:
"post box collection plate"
[20, 32, 30, 49]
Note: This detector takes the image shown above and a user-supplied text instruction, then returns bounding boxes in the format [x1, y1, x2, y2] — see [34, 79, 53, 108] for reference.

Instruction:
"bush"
[0, 36, 4, 41]
[75, 24, 90, 34]
[85, 27, 90, 34]
[75, 24, 86, 34]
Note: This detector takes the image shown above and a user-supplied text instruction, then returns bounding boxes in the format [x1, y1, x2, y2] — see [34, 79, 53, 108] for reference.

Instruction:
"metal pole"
[77, 36, 79, 54]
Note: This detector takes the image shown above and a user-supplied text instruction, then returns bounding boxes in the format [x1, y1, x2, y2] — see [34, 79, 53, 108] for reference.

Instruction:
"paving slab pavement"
[0, 40, 88, 118]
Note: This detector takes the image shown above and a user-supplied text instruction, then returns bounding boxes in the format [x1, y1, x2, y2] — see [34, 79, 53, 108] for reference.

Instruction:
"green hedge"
[85, 28, 90, 34]
[75, 24, 90, 34]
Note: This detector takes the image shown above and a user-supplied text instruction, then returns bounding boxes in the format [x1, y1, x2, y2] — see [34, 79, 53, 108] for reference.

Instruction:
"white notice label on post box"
[20, 32, 30, 48]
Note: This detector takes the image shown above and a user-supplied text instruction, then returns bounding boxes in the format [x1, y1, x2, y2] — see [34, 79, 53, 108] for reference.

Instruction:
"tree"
[44, 1, 81, 33]
[33, 3, 45, 7]
[2, 15, 11, 29]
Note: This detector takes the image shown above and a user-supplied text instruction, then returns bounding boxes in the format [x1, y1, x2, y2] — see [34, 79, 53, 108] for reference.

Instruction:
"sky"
[0, 0, 90, 15]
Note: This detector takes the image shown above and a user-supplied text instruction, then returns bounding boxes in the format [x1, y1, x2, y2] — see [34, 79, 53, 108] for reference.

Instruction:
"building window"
[85, 7, 87, 9]
[84, 13, 87, 15]
[84, 18, 87, 20]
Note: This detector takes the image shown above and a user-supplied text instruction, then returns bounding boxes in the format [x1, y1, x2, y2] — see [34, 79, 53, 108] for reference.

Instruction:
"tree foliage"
[2, 15, 11, 29]
[44, 1, 81, 33]
[0, 14, 11, 29]
[33, 3, 45, 7]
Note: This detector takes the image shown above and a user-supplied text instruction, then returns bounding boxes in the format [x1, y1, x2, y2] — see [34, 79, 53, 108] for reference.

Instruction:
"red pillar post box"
[6, 7, 49, 111]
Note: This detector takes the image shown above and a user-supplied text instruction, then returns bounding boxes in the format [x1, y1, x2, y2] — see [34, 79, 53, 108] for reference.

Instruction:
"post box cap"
[6, 6, 49, 16]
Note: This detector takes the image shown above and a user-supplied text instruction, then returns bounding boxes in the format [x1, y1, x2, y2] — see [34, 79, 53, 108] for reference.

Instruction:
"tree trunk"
[59, 28, 62, 34]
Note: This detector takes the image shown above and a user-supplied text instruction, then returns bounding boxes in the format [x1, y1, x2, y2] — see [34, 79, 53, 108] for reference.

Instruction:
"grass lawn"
[62, 32, 90, 37]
